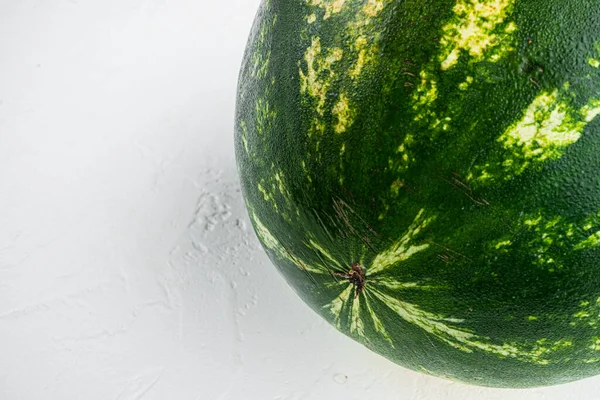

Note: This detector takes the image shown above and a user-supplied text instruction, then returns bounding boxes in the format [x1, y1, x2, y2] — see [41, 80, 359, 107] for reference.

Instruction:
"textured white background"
[2, 1, 600, 399]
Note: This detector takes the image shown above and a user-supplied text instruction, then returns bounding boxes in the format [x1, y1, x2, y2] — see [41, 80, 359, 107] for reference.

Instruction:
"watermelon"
[234, 0, 600, 388]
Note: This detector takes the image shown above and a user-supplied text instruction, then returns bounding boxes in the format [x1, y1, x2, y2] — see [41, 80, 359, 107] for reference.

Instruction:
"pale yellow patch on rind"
[582, 99, 600, 122]
[575, 231, 600, 250]
[470, 90, 600, 184]
[395, 1, 517, 180]
[502, 91, 581, 155]
[255, 97, 276, 136]
[307, 0, 347, 19]
[255, 50, 271, 79]
[332, 93, 354, 133]
[300, 0, 391, 144]
[459, 76, 474, 90]
[299, 37, 344, 136]
[346, 1, 391, 78]
[413, 71, 439, 119]
[589, 58, 600, 68]
[254, 167, 302, 224]
[349, 36, 369, 78]
[362, 0, 386, 17]
[439, 0, 516, 70]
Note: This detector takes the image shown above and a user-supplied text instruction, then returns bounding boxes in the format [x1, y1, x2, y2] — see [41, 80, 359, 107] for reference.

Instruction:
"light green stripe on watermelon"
[350, 293, 365, 336]
[367, 286, 575, 364]
[273, 170, 301, 219]
[369, 209, 434, 274]
[240, 120, 249, 154]
[364, 290, 393, 344]
[369, 278, 422, 291]
[252, 211, 290, 259]
[368, 287, 473, 352]
[252, 211, 326, 274]
[307, 237, 345, 270]
[439, 0, 516, 70]
[326, 284, 354, 328]
[346, 0, 390, 31]
[257, 181, 280, 213]
[308, 202, 577, 364]
[322, 273, 474, 350]
[254, 204, 486, 351]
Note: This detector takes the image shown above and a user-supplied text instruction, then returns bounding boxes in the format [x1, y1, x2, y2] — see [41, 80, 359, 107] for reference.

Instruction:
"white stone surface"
[2, 1, 600, 399]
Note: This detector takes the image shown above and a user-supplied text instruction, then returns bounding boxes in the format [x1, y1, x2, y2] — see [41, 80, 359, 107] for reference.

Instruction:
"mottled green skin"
[234, 0, 600, 388]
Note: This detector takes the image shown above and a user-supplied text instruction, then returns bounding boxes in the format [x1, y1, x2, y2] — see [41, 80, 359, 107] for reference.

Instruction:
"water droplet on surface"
[334, 374, 348, 384]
